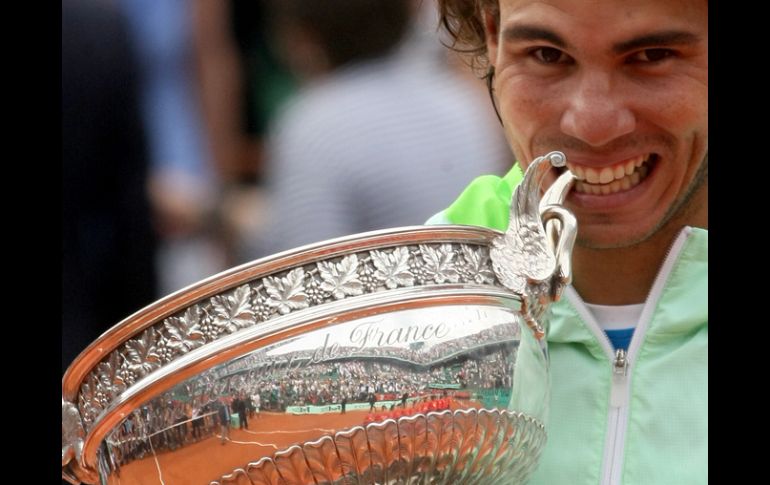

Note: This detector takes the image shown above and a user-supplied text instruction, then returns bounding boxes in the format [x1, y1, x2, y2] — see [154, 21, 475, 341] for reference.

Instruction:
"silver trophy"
[62, 152, 577, 484]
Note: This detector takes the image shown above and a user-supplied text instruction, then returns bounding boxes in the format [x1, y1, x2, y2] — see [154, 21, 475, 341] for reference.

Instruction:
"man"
[252, 391, 261, 419]
[432, 0, 707, 483]
[240, 0, 510, 259]
[217, 398, 230, 444]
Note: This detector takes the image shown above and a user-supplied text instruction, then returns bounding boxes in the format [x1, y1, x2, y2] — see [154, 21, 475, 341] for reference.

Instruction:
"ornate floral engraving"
[264, 268, 309, 315]
[371, 246, 414, 289]
[460, 244, 496, 284]
[318, 254, 364, 300]
[418, 243, 460, 284]
[95, 351, 126, 399]
[211, 284, 254, 332]
[77, 373, 102, 426]
[123, 328, 162, 379]
[164, 306, 204, 353]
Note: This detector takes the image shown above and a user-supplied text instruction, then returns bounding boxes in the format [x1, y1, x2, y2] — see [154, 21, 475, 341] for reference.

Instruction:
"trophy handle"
[539, 156, 578, 303]
[62, 399, 98, 484]
[490, 151, 577, 339]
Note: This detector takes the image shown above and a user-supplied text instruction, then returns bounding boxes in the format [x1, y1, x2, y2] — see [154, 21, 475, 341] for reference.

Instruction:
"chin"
[574, 223, 660, 250]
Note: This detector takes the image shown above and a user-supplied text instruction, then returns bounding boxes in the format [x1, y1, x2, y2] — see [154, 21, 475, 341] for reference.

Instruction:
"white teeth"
[573, 165, 585, 180]
[614, 165, 625, 180]
[566, 163, 586, 180]
[621, 177, 631, 190]
[569, 153, 653, 195]
[599, 167, 614, 184]
[585, 167, 600, 184]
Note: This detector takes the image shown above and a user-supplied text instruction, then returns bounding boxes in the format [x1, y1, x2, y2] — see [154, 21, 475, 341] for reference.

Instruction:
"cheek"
[652, 94, 707, 137]
[632, 72, 707, 133]
[496, 77, 566, 159]
[497, 74, 558, 114]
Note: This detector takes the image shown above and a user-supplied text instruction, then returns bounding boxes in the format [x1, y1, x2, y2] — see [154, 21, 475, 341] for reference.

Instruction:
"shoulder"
[427, 164, 524, 231]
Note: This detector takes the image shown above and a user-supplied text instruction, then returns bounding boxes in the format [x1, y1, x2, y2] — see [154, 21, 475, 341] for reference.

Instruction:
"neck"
[571, 183, 707, 305]
[571, 238, 670, 305]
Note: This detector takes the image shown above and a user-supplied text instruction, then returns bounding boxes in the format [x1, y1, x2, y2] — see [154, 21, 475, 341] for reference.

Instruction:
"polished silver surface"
[62, 153, 576, 484]
[490, 152, 577, 338]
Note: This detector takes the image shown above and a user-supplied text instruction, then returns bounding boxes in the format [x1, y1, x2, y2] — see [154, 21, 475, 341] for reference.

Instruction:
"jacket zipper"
[605, 348, 629, 485]
[565, 226, 693, 485]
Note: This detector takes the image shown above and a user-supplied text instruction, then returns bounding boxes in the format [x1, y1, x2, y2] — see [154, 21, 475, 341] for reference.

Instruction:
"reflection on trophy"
[62, 152, 577, 484]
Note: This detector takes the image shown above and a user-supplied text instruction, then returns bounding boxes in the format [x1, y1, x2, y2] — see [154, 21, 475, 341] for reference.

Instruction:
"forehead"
[497, 0, 708, 40]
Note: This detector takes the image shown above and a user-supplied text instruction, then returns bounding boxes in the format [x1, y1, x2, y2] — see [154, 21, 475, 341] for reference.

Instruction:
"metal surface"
[62, 153, 576, 484]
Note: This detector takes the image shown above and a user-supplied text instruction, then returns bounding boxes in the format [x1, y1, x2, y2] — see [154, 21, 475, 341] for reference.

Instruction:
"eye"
[531, 47, 572, 64]
[627, 48, 675, 63]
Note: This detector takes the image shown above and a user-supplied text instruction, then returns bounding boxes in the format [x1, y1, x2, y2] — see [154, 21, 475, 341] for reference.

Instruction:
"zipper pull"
[610, 349, 629, 408]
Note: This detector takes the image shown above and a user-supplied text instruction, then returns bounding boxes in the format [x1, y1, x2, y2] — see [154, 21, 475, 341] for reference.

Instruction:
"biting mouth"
[565, 153, 658, 195]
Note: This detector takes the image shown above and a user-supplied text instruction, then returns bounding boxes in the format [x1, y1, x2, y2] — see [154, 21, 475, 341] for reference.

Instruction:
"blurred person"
[239, 0, 510, 258]
[192, 0, 295, 186]
[252, 391, 261, 418]
[62, 0, 157, 373]
[217, 398, 230, 444]
[118, 0, 227, 295]
[191, 0, 297, 267]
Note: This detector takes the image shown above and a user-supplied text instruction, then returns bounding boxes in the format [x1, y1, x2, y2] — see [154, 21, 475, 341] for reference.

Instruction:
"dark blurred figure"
[240, 0, 508, 257]
[271, 0, 412, 80]
[191, 0, 297, 269]
[62, 0, 157, 373]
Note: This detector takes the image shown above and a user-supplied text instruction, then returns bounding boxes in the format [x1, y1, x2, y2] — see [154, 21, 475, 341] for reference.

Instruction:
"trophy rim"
[62, 224, 500, 400]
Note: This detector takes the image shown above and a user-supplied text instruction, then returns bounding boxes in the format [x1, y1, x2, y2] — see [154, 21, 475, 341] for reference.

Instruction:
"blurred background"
[62, 0, 510, 373]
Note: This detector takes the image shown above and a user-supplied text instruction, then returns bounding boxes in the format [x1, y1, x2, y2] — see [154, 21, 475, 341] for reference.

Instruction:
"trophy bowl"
[62, 153, 577, 485]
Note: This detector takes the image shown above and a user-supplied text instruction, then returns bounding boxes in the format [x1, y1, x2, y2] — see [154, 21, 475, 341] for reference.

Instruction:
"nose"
[560, 71, 636, 147]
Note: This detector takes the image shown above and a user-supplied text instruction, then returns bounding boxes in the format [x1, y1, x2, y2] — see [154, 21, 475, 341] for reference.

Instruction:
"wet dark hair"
[437, 0, 500, 74]
[274, 0, 412, 69]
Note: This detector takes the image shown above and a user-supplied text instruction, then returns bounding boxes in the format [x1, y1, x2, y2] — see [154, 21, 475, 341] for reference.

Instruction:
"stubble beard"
[574, 153, 708, 250]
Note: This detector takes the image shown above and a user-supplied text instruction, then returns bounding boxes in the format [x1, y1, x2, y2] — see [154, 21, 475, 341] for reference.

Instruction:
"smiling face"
[485, 0, 708, 248]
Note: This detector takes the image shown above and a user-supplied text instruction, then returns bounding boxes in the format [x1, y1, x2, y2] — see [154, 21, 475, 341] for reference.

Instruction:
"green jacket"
[428, 164, 708, 484]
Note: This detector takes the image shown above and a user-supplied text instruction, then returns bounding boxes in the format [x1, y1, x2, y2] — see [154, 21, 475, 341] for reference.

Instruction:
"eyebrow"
[501, 24, 568, 49]
[613, 31, 701, 54]
[501, 24, 701, 54]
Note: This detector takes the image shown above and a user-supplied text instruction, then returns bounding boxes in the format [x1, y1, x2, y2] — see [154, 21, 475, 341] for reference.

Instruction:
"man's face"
[485, 0, 707, 248]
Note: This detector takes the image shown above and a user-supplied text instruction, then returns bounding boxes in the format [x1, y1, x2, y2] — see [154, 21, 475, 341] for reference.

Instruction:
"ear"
[483, 9, 500, 68]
